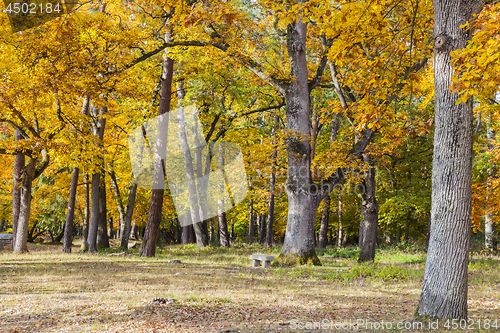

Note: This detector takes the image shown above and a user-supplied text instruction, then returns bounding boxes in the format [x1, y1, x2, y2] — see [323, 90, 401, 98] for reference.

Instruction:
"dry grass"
[0, 242, 499, 332]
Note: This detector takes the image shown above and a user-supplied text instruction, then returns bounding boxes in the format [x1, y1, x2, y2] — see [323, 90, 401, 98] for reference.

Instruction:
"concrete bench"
[0, 233, 13, 249]
[250, 254, 275, 268]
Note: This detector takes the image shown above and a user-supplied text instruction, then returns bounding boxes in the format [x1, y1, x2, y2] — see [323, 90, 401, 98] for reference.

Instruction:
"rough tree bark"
[13, 146, 49, 254]
[97, 176, 109, 249]
[247, 199, 257, 244]
[119, 180, 138, 249]
[63, 168, 79, 253]
[417, 0, 485, 319]
[485, 115, 497, 252]
[12, 130, 24, 249]
[80, 173, 90, 251]
[218, 210, 230, 247]
[259, 215, 266, 244]
[182, 225, 195, 244]
[318, 195, 330, 249]
[140, 48, 174, 257]
[358, 162, 379, 262]
[13, 158, 36, 254]
[87, 106, 107, 253]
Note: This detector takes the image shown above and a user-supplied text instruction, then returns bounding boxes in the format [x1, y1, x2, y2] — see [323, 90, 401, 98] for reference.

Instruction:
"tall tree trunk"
[108, 217, 114, 239]
[265, 126, 277, 248]
[417, 0, 484, 319]
[87, 173, 102, 252]
[175, 81, 209, 248]
[97, 177, 109, 249]
[12, 130, 25, 249]
[87, 106, 107, 253]
[342, 225, 351, 248]
[337, 200, 343, 248]
[109, 166, 125, 238]
[13, 158, 36, 254]
[247, 199, 257, 244]
[182, 225, 195, 244]
[485, 115, 497, 252]
[281, 18, 322, 265]
[259, 215, 266, 244]
[140, 46, 174, 257]
[218, 143, 230, 247]
[318, 195, 330, 249]
[404, 210, 411, 242]
[81, 173, 90, 251]
[63, 168, 79, 253]
[130, 221, 138, 240]
[358, 163, 379, 262]
[358, 206, 363, 248]
[265, 191, 274, 247]
[218, 211, 230, 247]
[120, 180, 137, 249]
[230, 223, 234, 244]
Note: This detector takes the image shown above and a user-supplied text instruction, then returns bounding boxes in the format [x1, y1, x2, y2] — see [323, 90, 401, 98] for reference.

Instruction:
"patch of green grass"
[469, 256, 500, 271]
[318, 262, 421, 282]
[376, 242, 427, 264]
[374, 264, 418, 281]
[316, 246, 360, 258]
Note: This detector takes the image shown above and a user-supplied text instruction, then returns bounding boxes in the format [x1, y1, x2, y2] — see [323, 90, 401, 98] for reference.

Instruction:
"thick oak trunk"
[63, 168, 79, 253]
[358, 165, 379, 262]
[12, 130, 24, 249]
[13, 158, 36, 254]
[87, 106, 106, 253]
[280, 19, 321, 265]
[417, 0, 484, 319]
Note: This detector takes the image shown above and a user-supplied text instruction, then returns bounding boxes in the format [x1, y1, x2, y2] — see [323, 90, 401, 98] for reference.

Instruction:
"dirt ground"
[0, 242, 499, 332]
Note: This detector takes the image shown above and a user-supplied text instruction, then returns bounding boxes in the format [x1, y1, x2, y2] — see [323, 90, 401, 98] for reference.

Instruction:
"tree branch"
[308, 55, 329, 92]
[0, 119, 30, 138]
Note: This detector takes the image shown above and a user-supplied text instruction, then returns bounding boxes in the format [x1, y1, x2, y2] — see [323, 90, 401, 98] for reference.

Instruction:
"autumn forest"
[1, 0, 500, 331]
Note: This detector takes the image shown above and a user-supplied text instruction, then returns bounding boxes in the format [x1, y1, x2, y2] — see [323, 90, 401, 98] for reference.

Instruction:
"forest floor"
[0, 241, 499, 332]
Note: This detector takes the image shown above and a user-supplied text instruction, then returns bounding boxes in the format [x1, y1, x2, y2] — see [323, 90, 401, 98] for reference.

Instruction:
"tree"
[62, 168, 79, 253]
[140, 52, 174, 257]
[416, 0, 486, 319]
[12, 130, 24, 248]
